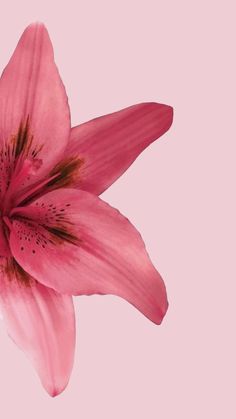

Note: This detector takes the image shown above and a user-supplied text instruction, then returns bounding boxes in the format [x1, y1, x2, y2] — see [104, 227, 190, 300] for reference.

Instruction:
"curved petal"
[67, 102, 173, 195]
[0, 259, 75, 397]
[9, 189, 168, 324]
[0, 23, 70, 201]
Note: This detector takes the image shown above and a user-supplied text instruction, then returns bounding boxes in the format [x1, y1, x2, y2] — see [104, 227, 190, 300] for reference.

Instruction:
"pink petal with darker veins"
[68, 102, 173, 195]
[0, 23, 70, 200]
[0, 265, 75, 397]
[10, 188, 168, 324]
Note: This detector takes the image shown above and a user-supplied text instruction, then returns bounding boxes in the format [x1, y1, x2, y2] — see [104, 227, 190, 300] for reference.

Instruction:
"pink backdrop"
[0, 1, 235, 418]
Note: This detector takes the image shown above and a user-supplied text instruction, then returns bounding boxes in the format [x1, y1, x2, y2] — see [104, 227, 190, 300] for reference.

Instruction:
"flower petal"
[67, 102, 173, 195]
[0, 23, 70, 201]
[0, 259, 75, 397]
[0, 219, 11, 256]
[9, 189, 168, 324]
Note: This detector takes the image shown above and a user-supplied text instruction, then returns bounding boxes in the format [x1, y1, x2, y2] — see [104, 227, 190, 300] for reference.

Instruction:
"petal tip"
[165, 104, 174, 128]
[45, 380, 69, 398]
[149, 292, 169, 326]
[47, 387, 62, 398]
[152, 101, 174, 129]
[158, 103, 173, 135]
[24, 21, 47, 32]
[138, 101, 174, 137]
[19, 22, 51, 48]
[157, 299, 169, 325]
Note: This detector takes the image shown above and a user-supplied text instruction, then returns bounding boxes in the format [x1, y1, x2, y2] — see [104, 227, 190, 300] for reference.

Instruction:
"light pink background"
[0, 1, 235, 418]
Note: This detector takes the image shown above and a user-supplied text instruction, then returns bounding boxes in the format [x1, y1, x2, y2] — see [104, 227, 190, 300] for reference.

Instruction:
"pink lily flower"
[0, 23, 173, 396]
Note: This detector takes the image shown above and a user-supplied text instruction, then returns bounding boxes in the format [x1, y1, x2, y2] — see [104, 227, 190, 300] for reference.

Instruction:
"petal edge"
[68, 102, 173, 195]
[10, 188, 168, 325]
[0, 264, 75, 397]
